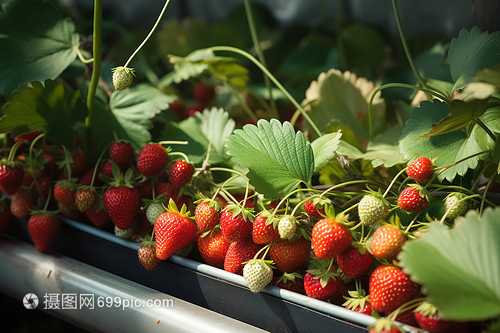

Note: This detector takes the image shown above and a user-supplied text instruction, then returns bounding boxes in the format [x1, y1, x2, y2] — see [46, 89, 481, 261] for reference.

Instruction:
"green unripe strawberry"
[114, 225, 134, 239]
[112, 66, 135, 91]
[278, 215, 297, 239]
[444, 192, 467, 219]
[358, 194, 390, 226]
[146, 202, 166, 225]
[243, 259, 274, 293]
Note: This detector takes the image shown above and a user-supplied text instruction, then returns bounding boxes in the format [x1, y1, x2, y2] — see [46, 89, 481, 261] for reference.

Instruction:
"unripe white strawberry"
[278, 215, 297, 239]
[243, 259, 273, 293]
[114, 225, 134, 239]
[358, 194, 390, 226]
[146, 202, 166, 225]
[112, 66, 135, 91]
[444, 192, 467, 219]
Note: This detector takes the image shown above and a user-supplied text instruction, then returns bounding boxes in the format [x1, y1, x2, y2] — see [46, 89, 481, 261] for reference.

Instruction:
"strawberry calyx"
[225, 203, 255, 223]
[105, 163, 137, 189]
[142, 194, 167, 210]
[166, 198, 193, 219]
[276, 271, 303, 285]
[407, 183, 431, 202]
[242, 258, 275, 270]
[342, 288, 370, 311]
[307, 258, 339, 288]
[193, 196, 221, 212]
[55, 178, 79, 191]
[414, 301, 441, 318]
[368, 318, 404, 333]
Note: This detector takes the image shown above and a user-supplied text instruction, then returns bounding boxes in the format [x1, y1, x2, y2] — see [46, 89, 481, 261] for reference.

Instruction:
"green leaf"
[449, 27, 500, 91]
[399, 100, 500, 182]
[310, 130, 342, 172]
[226, 119, 314, 199]
[165, 107, 235, 165]
[342, 22, 386, 72]
[302, 69, 386, 140]
[364, 124, 405, 168]
[0, 80, 87, 149]
[109, 84, 176, 149]
[420, 99, 490, 138]
[399, 208, 500, 321]
[0, 0, 79, 94]
[477, 65, 500, 89]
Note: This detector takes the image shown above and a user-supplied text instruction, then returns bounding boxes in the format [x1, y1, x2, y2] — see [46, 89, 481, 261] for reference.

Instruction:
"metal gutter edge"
[0, 236, 269, 333]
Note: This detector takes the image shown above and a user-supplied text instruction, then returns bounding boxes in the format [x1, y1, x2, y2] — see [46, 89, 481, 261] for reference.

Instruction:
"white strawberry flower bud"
[278, 215, 297, 239]
[243, 259, 273, 293]
[112, 66, 135, 91]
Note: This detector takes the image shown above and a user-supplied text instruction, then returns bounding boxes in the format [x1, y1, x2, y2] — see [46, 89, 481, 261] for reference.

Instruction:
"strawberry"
[358, 194, 390, 226]
[14, 130, 43, 143]
[145, 200, 166, 225]
[406, 157, 434, 183]
[32, 175, 52, 199]
[169, 100, 187, 120]
[138, 235, 161, 271]
[187, 104, 204, 117]
[224, 235, 263, 275]
[337, 245, 373, 279]
[103, 167, 141, 230]
[368, 318, 403, 333]
[112, 66, 135, 91]
[393, 309, 418, 327]
[219, 205, 254, 243]
[194, 199, 220, 233]
[304, 262, 341, 301]
[278, 215, 297, 240]
[69, 149, 86, 177]
[98, 161, 116, 180]
[269, 237, 311, 273]
[193, 82, 216, 106]
[135, 180, 155, 200]
[169, 160, 194, 189]
[398, 186, 429, 212]
[155, 200, 196, 260]
[311, 218, 352, 259]
[270, 272, 306, 295]
[369, 265, 414, 313]
[304, 200, 325, 218]
[343, 288, 372, 315]
[444, 192, 467, 219]
[86, 199, 111, 229]
[414, 302, 452, 332]
[0, 162, 24, 196]
[54, 181, 78, 209]
[0, 199, 13, 236]
[156, 182, 178, 202]
[75, 187, 96, 212]
[370, 225, 406, 261]
[137, 143, 169, 177]
[109, 141, 134, 166]
[114, 225, 134, 239]
[135, 209, 154, 236]
[252, 212, 279, 244]
[28, 212, 61, 253]
[10, 187, 38, 218]
[78, 167, 102, 187]
[197, 226, 230, 268]
[243, 259, 274, 293]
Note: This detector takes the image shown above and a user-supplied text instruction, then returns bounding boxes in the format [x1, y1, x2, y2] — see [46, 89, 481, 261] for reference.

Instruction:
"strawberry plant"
[1, 0, 500, 332]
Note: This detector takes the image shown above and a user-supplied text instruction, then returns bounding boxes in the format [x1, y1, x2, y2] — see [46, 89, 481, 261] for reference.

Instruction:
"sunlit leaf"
[0, 0, 79, 94]
[310, 130, 342, 172]
[399, 208, 500, 320]
[364, 125, 405, 168]
[226, 119, 314, 199]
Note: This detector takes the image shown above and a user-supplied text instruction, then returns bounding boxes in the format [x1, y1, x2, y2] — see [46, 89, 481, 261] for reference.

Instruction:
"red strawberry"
[14, 130, 43, 143]
[393, 309, 418, 327]
[104, 185, 141, 229]
[157, 182, 179, 201]
[414, 302, 452, 332]
[110, 141, 134, 166]
[78, 167, 102, 187]
[169, 160, 194, 189]
[86, 204, 111, 229]
[224, 235, 263, 275]
[75, 188, 96, 212]
[0, 163, 24, 196]
[304, 200, 325, 218]
[194, 200, 220, 233]
[54, 181, 78, 210]
[137, 143, 169, 177]
[337, 245, 373, 279]
[252, 212, 279, 244]
[407, 157, 434, 183]
[187, 104, 204, 117]
[10, 187, 38, 218]
[98, 161, 115, 179]
[311, 218, 352, 259]
[269, 237, 311, 273]
[32, 175, 52, 199]
[0, 199, 13, 236]
[135, 181, 155, 200]
[232, 193, 255, 208]
[138, 238, 161, 271]
[28, 212, 61, 253]
[369, 265, 414, 313]
[193, 82, 216, 106]
[197, 227, 230, 268]
[69, 149, 86, 177]
[154, 202, 196, 260]
[398, 186, 429, 212]
[371, 225, 406, 261]
[220, 205, 254, 243]
[304, 268, 341, 301]
[270, 272, 306, 295]
[169, 100, 187, 120]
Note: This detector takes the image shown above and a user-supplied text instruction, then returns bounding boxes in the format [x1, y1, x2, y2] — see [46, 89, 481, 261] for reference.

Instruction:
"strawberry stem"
[157, 140, 189, 146]
[439, 194, 482, 224]
[86, 0, 102, 125]
[28, 133, 47, 202]
[168, 152, 190, 163]
[383, 167, 407, 198]
[6, 141, 26, 163]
